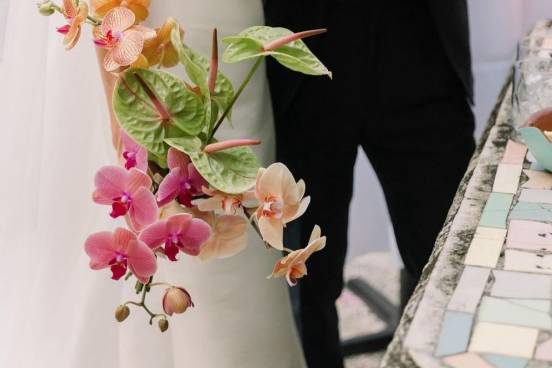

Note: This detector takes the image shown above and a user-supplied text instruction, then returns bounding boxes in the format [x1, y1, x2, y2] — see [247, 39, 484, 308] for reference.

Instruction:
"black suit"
[264, 1, 475, 367]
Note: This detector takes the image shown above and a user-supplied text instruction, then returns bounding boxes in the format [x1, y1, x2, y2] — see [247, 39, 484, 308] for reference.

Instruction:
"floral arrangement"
[37, 0, 331, 332]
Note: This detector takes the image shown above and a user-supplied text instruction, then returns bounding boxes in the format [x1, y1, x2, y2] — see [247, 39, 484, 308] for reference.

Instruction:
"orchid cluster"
[38, 0, 331, 332]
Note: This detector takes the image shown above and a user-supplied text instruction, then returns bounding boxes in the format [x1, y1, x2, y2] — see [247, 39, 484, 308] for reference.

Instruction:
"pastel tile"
[443, 353, 494, 368]
[464, 236, 504, 268]
[535, 338, 552, 362]
[523, 170, 552, 189]
[504, 249, 552, 275]
[527, 151, 536, 163]
[510, 202, 552, 222]
[478, 296, 552, 330]
[435, 311, 473, 357]
[502, 141, 528, 165]
[448, 266, 491, 313]
[519, 189, 552, 204]
[480, 193, 514, 229]
[476, 227, 508, 240]
[483, 354, 528, 368]
[492, 164, 523, 194]
[530, 161, 546, 171]
[506, 220, 552, 251]
[491, 270, 552, 299]
[468, 322, 538, 358]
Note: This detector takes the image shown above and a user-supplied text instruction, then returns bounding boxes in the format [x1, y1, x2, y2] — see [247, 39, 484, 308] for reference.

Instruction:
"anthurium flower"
[199, 214, 248, 261]
[141, 17, 180, 68]
[255, 163, 310, 250]
[93, 166, 158, 231]
[268, 225, 326, 286]
[195, 187, 258, 216]
[92, 0, 150, 22]
[162, 286, 193, 316]
[85, 227, 157, 283]
[139, 213, 211, 261]
[121, 131, 147, 171]
[57, 0, 88, 50]
[93, 7, 154, 72]
[157, 148, 208, 207]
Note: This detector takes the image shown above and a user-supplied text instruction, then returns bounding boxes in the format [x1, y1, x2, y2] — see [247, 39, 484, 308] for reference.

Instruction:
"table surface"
[381, 21, 552, 368]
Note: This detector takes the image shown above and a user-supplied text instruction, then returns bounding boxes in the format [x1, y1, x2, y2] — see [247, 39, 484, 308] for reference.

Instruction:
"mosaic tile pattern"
[433, 140, 552, 367]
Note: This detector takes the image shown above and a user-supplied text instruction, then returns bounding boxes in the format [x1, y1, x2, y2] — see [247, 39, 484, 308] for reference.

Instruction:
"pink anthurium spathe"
[85, 227, 157, 283]
[157, 148, 208, 207]
[57, 0, 88, 50]
[255, 163, 310, 250]
[93, 166, 158, 231]
[92, 7, 154, 71]
[121, 131, 148, 171]
[268, 225, 326, 286]
[139, 213, 211, 261]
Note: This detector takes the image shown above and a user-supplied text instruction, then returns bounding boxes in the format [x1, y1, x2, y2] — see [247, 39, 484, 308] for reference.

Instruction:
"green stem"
[209, 57, 264, 140]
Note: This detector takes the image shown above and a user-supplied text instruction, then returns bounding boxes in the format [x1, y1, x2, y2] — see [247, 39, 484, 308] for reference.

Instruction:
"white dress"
[0, 1, 306, 367]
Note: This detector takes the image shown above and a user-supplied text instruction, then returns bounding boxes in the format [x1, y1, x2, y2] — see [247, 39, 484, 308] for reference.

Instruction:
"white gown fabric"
[0, 1, 306, 367]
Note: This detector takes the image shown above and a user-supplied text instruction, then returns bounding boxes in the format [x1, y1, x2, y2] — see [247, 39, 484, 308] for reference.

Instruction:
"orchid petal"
[64, 25, 82, 50]
[138, 220, 168, 249]
[102, 6, 135, 34]
[285, 196, 310, 223]
[166, 213, 192, 234]
[199, 215, 247, 261]
[258, 216, 284, 250]
[257, 163, 297, 200]
[63, 0, 78, 18]
[188, 164, 208, 192]
[167, 147, 190, 171]
[157, 168, 183, 206]
[84, 231, 115, 270]
[195, 196, 223, 212]
[103, 50, 121, 72]
[112, 30, 144, 67]
[93, 166, 127, 204]
[127, 239, 157, 283]
[126, 167, 151, 195]
[180, 218, 211, 248]
[129, 187, 158, 231]
[126, 3, 149, 22]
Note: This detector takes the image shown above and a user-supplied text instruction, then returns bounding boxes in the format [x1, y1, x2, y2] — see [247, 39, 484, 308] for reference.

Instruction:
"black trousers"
[273, 2, 475, 367]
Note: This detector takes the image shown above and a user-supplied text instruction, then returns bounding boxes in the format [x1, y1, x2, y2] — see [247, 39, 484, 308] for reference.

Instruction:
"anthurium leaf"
[171, 27, 235, 117]
[165, 137, 259, 194]
[222, 26, 331, 77]
[113, 68, 206, 157]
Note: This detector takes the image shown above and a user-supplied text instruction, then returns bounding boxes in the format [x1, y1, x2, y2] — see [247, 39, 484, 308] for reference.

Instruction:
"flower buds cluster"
[115, 305, 130, 322]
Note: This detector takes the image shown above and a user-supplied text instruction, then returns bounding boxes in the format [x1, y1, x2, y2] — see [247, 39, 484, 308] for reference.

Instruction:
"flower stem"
[209, 56, 264, 140]
[124, 278, 167, 325]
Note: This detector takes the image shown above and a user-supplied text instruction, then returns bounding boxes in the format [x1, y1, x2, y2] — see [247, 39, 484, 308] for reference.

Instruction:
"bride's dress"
[0, 1, 305, 367]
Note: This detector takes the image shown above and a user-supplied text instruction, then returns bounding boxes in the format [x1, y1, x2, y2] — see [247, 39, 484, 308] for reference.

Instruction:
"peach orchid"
[57, 0, 88, 50]
[141, 17, 181, 68]
[198, 213, 248, 261]
[195, 187, 258, 216]
[92, 0, 150, 22]
[268, 225, 326, 287]
[255, 163, 310, 250]
[93, 7, 154, 72]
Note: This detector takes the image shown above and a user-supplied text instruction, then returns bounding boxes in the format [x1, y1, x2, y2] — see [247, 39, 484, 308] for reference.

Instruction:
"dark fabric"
[264, 1, 475, 367]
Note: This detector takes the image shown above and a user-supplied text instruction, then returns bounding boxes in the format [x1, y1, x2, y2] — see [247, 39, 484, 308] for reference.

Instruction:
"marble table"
[381, 22, 552, 368]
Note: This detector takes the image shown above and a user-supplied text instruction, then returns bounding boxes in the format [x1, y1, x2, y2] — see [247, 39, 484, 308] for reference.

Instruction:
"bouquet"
[37, 0, 331, 332]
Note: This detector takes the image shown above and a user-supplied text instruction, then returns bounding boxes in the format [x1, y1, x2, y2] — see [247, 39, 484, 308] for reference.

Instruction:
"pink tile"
[506, 220, 552, 251]
[443, 353, 494, 368]
[535, 338, 552, 362]
[502, 140, 527, 165]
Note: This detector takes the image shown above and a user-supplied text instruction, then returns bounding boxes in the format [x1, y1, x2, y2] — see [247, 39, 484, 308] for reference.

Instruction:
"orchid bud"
[158, 318, 169, 332]
[162, 287, 194, 316]
[115, 305, 130, 322]
[37, 1, 55, 16]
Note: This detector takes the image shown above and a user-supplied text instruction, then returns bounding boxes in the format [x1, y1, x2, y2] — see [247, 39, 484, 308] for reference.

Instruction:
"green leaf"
[113, 68, 206, 157]
[171, 27, 235, 118]
[222, 26, 331, 77]
[165, 137, 259, 194]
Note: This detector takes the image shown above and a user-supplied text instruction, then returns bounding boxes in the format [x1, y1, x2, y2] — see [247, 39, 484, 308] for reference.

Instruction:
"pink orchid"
[93, 166, 158, 231]
[199, 214, 248, 261]
[157, 148, 208, 207]
[92, 7, 154, 71]
[268, 225, 326, 286]
[255, 163, 310, 250]
[57, 0, 88, 50]
[121, 131, 148, 171]
[139, 213, 211, 261]
[85, 227, 157, 283]
[195, 187, 258, 215]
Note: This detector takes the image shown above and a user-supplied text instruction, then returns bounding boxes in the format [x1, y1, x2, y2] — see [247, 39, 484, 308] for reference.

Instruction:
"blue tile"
[510, 202, 552, 222]
[479, 193, 514, 228]
[435, 311, 473, 357]
[483, 354, 527, 368]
